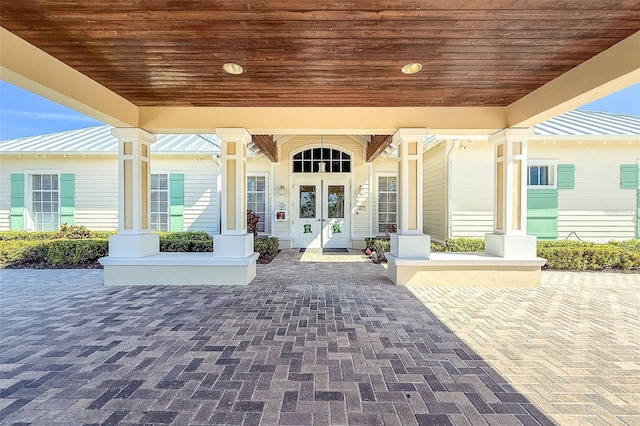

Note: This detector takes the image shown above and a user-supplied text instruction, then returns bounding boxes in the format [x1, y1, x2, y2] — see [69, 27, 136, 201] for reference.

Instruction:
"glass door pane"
[299, 185, 316, 218]
[327, 185, 344, 218]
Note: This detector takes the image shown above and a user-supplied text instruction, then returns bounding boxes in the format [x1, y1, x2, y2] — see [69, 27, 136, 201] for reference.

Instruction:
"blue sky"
[0, 80, 639, 141]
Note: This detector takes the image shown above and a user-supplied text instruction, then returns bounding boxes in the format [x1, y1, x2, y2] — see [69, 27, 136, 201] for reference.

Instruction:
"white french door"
[292, 178, 350, 248]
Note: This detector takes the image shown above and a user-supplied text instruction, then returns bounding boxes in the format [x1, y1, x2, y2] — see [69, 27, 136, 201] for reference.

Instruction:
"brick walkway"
[0, 250, 638, 425]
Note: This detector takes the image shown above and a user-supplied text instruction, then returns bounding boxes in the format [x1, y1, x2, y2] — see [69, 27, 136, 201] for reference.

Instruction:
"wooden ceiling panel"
[1, 1, 639, 108]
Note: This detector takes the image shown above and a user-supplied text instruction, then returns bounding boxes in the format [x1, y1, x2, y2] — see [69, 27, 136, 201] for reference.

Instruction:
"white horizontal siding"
[558, 211, 636, 242]
[0, 155, 221, 233]
[423, 143, 446, 241]
[152, 158, 220, 234]
[452, 212, 493, 238]
[74, 158, 119, 230]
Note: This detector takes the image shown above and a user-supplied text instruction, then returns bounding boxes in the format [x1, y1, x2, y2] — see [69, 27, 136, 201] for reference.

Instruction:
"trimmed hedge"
[0, 229, 117, 241]
[445, 237, 484, 252]
[538, 240, 640, 271]
[158, 231, 213, 252]
[45, 239, 109, 268]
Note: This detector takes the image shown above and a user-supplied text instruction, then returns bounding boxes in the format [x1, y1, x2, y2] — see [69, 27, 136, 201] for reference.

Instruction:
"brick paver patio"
[0, 249, 638, 425]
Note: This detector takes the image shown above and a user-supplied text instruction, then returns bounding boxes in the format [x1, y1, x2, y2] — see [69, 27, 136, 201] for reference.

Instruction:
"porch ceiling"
[1, 1, 639, 134]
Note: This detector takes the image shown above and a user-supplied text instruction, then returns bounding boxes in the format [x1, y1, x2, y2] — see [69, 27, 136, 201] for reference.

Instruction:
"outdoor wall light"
[278, 185, 285, 196]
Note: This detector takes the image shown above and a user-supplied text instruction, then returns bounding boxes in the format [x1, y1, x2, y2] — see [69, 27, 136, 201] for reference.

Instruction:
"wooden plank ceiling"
[1, 1, 639, 109]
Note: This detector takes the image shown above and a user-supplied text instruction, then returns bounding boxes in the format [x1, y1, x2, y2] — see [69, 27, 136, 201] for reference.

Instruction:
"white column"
[485, 128, 537, 258]
[214, 128, 254, 258]
[389, 129, 431, 259]
[108, 128, 159, 257]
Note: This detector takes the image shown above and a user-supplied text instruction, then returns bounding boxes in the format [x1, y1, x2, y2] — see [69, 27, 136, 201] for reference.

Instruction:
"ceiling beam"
[366, 135, 394, 162]
[252, 134, 278, 162]
[507, 30, 640, 127]
[138, 106, 507, 134]
[0, 28, 138, 128]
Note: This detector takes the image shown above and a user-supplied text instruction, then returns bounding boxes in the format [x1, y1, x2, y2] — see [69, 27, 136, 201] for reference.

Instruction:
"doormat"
[322, 248, 348, 253]
[299, 248, 306, 253]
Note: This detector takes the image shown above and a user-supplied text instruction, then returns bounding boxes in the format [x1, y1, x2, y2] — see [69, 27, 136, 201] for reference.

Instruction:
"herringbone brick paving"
[0, 250, 638, 425]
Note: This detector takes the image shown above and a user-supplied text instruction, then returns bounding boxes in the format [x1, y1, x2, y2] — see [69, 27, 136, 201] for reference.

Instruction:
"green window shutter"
[620, 164, 639, 189]
[59, 173, 75, 225]
[169, 173, 184, 231]
[637, 189, 640, 239]
[557, 164, 575, 190]
[527, 189, 558, 240]
[10, 174, 25, 230]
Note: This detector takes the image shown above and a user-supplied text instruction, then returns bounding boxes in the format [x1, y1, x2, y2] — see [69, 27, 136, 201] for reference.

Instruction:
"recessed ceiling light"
[223, 62, 244, 75]
[401, 62, 422, 75]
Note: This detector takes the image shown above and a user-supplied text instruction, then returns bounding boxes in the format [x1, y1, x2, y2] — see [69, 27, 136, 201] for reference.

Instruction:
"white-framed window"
[30, 173, 60, 231]
[292, 147, 351, 173]
[247, 174, 268, 233]
[150, 173, 169, 232]
[377, 174, 397, 233]
[527, 160, 558, 188]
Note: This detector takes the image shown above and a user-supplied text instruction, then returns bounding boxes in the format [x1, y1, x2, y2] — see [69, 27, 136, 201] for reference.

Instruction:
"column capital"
[488, 127, 534, 144]
[111, 127, 156, 144]
[215, 128, 252, 144]
[392, 128, 430, 144]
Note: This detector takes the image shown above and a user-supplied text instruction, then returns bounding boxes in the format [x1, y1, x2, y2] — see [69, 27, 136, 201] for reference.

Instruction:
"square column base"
[485, 233, 537, 258]
[108, 233, 159, 257]
[390, 233, 431, 259]
[214, 234, 255, 258]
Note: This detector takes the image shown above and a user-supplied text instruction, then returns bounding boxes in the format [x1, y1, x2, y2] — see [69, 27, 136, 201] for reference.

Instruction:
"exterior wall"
[530, 140, 639, 242]
[0, 154, 220, 234]
[423, 142, 447, 242]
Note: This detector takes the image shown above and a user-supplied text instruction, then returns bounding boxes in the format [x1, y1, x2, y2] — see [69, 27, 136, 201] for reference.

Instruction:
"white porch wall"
[423, 143, 447, 242]
[0, 154, 220, 234]
[152, 156, 220, 234]
[451, 142, 494, 238]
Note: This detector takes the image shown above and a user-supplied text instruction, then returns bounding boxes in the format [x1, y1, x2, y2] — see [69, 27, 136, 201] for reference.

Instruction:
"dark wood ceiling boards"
[2, 1, 639, 108]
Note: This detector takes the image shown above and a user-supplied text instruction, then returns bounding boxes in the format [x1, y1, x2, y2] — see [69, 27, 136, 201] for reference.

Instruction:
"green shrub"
[0, 231, 55, 241]
[52, 224, 91, 239]
[445, 237, 484, 252]
[44, 239, 109, 268]
[159, 231, 214, 252]
[254, 237, 279, 262]
[0, 229, 117, 241]
[430, 242, 446, 252]
[537, 240, 639, 271]
[0, 240, 47, 265]
[89, 230, 118, 239]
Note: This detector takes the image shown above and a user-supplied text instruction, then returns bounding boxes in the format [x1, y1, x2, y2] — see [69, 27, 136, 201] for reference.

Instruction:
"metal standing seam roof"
[0, 110, 639, 153]
[533, 110, 640, 136]
[0, 125, 221, 153]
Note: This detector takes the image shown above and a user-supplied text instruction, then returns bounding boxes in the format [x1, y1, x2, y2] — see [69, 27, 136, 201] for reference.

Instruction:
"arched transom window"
[292, 148, 351, 173]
